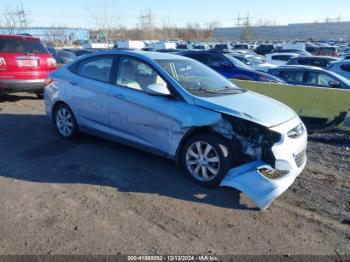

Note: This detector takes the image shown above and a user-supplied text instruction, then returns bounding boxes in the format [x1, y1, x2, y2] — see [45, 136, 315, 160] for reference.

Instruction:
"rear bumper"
[0, 79, 45, 93]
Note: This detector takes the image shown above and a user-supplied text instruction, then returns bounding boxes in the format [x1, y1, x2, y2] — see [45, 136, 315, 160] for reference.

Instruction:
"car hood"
[193, 91, 297, 127]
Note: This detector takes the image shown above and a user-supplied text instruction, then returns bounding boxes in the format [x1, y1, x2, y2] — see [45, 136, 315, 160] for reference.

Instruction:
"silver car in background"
[44, 51, 307, 210]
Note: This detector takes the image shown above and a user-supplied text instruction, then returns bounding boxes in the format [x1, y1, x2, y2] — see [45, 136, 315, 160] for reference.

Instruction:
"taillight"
[47, 58, 56, 68]
[0, 57, 7, 68]
[44, 78, 54, 87]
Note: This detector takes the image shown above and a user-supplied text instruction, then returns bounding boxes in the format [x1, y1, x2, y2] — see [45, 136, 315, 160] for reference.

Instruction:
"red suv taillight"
[44, 77, 54, 87]
[47, 58, 56, 68]
[0, 57, 7, 68]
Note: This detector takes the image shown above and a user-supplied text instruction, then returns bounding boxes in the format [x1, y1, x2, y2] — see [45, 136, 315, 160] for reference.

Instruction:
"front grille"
[294, 149, 306, 168]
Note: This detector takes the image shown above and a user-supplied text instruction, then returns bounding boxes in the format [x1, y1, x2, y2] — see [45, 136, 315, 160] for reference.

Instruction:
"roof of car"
[228, 53, 245, 57]
[269, 53, 300, 56]
[83, 50, 191, 60]
[0, 34, 40, 41]
[269, 65, 325, 71]
[291, 55, 339, 60]
[330, 60, 350, 64]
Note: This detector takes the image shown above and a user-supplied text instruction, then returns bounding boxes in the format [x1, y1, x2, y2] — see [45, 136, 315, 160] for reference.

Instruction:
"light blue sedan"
[44, 51, 307, 209]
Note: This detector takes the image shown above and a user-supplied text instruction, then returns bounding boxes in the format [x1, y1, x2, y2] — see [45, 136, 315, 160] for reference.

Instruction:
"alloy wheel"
[185, 141, 221, 182]
[55, 107, 74, 137]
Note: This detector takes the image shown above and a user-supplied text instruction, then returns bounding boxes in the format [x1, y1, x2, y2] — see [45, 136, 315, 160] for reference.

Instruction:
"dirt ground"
[0, 93, 349, 256]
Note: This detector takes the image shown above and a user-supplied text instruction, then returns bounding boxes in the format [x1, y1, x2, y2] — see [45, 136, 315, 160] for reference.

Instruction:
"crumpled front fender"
[220, 160, 305, 210]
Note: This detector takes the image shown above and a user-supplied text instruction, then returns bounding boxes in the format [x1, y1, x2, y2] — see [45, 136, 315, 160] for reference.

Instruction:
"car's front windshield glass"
[155, 58, 244, 96]
[247, 55, 263, 65]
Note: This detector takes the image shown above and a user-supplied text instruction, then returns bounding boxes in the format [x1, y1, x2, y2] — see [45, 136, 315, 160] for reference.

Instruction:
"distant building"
[213, 21, 350, 41]
[0, 27, 89, 43]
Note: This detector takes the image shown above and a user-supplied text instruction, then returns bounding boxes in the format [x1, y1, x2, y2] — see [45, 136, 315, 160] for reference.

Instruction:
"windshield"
[227, 53, 262, 65]
[223, 54, 250, 69]
[246, 55, 263, 65]
[155, 58, 244, 96]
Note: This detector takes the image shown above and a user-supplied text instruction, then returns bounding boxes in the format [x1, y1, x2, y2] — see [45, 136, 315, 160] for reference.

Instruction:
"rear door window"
[311, 59, 327, 68]
[305, 72, 318, 85]
[206, 54, 227, 67]
[77, 57, 113, 82]
[278, 70, 304, 83]
[272, 55, 290, 61]
[340, 64, 350, 72]
[0, 39, 48, 53]
[279, 55, 293, 61]
[297, 58, 309, 65]
[185, 53, 208, 64]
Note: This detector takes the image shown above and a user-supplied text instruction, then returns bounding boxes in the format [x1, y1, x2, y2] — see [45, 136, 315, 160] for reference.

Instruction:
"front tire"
[53, 104, 79, 139]
[181, 133, 237, 187]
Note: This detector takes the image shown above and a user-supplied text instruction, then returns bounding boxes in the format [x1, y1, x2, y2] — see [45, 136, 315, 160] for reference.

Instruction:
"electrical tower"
[236, 13, 245, 27]
[15, 2, 28, 28]
[236, 13, 251, 27]
[139, 9, 155, 29]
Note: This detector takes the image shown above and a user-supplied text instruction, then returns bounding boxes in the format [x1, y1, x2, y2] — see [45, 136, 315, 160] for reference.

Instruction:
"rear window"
[0, 39, 48, 54]
[259, 45, 274, 51]
[272, 55, 293, 61]
[278, 70, 304, 82]
[76, 57, 113, 82]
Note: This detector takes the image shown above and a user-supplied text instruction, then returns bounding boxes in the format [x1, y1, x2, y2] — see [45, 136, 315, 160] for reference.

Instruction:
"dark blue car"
[180, 51, 284, 83]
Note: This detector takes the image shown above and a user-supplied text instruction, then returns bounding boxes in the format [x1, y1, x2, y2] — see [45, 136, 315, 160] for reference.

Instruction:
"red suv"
[0, 34, 56, 97]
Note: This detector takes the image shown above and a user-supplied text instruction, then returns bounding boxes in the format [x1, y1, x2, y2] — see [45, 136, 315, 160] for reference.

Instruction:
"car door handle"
[70, 81, 79, 86]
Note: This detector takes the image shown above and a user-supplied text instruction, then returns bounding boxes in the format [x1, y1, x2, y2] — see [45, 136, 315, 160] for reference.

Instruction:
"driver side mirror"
[145, 83, 171, 96]
[329, 80, 341, 88]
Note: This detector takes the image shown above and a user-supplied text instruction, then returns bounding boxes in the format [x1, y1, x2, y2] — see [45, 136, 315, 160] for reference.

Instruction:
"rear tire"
[181, 133, 237, 187]
[53, 104, 79, 139]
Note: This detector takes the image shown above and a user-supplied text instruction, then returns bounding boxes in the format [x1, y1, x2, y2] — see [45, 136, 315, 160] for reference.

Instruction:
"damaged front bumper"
[220, 116, 308, 210]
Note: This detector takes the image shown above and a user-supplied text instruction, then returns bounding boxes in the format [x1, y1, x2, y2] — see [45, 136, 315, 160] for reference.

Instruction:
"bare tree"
[87, 0, 122, 43]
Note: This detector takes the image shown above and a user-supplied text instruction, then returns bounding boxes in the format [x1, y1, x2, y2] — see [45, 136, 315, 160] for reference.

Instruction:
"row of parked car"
[46, 44, 350, 89]
[1, 34, 350, 100]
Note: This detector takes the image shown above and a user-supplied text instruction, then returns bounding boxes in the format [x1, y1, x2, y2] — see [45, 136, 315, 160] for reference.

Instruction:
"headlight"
[288, 123, 305, 139]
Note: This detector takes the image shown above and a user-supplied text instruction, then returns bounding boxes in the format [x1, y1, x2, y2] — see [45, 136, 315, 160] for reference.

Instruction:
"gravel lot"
[0, 93, 349, 256]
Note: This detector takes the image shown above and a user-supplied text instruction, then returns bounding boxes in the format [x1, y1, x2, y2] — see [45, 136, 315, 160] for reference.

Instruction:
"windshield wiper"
[213, 86, 245, 93]
[186, 87, 218, 93]
[187, 86, 246, 94]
